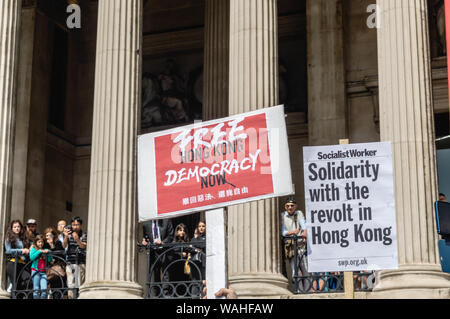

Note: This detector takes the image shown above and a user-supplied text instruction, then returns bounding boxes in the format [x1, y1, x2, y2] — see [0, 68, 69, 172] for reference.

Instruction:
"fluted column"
[79, 0, 143, 299]
[374, 0, 450, 298]
[11, 5, 35, 222]
[0, 0, 21, 299]
[306, 0, 347, 146]
[227, 0, 290, 297]
[203, 0, 229, 121]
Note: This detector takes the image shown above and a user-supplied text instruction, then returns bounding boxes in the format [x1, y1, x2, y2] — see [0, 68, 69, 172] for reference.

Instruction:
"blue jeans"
[32, 270, 47, 299]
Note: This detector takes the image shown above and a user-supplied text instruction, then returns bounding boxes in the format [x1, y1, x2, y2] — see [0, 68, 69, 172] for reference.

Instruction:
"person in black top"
[190, 221, 206, 244]
[62, 216, 87, 299]
[43, 226, 66, 299]
[168, 223, 193, 296]
[190, 221, 206, 281]
[43, 227, 64, 252]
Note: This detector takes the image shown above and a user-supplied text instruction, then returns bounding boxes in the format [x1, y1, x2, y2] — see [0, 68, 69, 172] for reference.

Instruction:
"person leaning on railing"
[190, 221, 206, 281]
[43, 226, 67, 298]
[142, 218, 174, 286]
[4, 220, 30, 293]
[170, 223, 192, 282]
[281, 196, 310, 292]
[29, 235, 53, 299]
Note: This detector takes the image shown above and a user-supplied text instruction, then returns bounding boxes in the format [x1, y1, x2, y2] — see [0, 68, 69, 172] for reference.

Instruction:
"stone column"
[203, 0, 229, 121]
[23, 11, 52, 225]
[78, 0, 143, 299]
[0, 0, 22, 299]
[11, 4, 35, 222]
[374, 0, 450, 298]
[202, 0, 231, 291]
[306, 0, 347, 146]
[227, 0, 290, 298]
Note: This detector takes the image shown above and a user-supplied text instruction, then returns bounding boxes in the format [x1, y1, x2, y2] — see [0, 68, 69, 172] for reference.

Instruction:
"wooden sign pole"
[339, 139, 354, 299]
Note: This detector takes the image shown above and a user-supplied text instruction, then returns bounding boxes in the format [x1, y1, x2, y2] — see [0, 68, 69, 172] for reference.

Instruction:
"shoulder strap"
[294, 212, 298, 229]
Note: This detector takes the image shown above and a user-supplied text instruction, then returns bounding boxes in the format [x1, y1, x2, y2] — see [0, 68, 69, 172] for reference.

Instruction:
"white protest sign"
[303, 142, 398, 272]
[206, 208, 226, 299]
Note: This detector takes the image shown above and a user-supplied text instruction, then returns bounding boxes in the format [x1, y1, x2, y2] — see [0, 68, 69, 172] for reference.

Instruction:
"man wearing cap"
[26, 219, 39, 243]
[281, 196, 310, 292]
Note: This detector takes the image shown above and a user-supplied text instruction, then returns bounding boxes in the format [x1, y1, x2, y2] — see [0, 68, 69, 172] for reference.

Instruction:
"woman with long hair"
[194, 221, 206, 241]
[43, 227, 64, 252]
[4, 220, 30, 293]
[43, 226, 66, 299]
[173, 223, 190, 243]
[190, 221, 206, 284]
[168, 223, 192, 295]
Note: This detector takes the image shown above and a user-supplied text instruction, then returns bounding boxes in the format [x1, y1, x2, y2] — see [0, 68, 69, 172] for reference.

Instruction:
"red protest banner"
[154, 113, 273, 215]
[138, 105, 294, 221]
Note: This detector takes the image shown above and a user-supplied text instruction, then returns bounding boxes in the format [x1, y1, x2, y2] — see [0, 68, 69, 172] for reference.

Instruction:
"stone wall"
[343, 0, 380, 143]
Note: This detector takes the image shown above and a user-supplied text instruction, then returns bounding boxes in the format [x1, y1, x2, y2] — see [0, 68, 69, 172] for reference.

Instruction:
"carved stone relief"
[141, 59, 201, 129]
[141, 58, 298, 130]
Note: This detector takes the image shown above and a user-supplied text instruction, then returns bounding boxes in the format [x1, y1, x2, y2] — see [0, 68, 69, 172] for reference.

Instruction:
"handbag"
[184, 255, 191, 275]
[284, 238, 295, 259]
[46, 263, 66, 281]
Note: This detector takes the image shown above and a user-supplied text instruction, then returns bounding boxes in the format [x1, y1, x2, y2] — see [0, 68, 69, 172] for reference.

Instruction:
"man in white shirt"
[281, 197, 310, 292]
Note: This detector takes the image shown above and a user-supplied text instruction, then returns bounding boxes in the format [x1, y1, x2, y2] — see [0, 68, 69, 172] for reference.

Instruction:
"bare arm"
[286, 227, 301, 236]
[62, 230, 69, 249]
[72, 232, 86, 249]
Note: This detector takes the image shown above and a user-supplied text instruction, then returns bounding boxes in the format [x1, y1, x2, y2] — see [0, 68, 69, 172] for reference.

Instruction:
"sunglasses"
[285, 204, 295, 207]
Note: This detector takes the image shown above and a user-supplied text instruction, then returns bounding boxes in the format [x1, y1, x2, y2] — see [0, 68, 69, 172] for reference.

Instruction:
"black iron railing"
[5, 250, 86, 299]
[282, 236, 375, 294]
[138, 241, 206, 299]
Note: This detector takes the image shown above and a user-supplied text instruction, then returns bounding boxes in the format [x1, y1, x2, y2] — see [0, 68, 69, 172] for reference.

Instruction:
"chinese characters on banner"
[138, 105, 293, 221]
[303, 142, 398, 272]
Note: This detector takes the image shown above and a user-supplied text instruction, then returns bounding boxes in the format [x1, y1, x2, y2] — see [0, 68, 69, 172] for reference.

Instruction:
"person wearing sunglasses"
[281, 196, 310, 292]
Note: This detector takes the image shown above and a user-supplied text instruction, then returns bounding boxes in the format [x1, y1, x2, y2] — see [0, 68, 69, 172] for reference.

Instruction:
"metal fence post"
[146, 245, 151, 299]
[339, 138, 355, 299]
[12, 253, 17, 299]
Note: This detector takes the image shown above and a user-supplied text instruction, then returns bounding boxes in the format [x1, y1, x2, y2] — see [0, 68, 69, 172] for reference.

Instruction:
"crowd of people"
[4, 215, 217, 299]
[141, 219, 207, 296]
[4, 217, 87, 299]
[8, 192, 443, 298]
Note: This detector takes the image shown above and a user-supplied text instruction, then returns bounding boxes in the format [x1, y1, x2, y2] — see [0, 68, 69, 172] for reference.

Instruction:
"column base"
[0, 288, 11, 300]
[372, 264, 450, 298]
[78, 281, 143, 299]
[229, 273, 292, 298]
